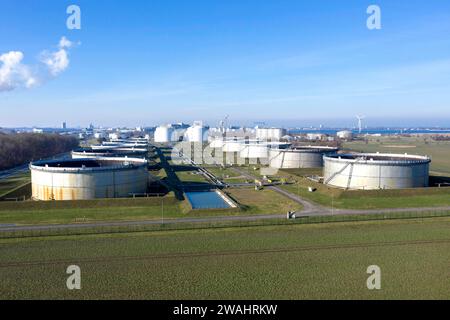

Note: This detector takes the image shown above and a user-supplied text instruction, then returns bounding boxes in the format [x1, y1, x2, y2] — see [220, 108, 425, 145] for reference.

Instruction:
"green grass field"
[203, 166, 249, 183]
[0, 188, 301, 225]
[1, 217, 449, 299]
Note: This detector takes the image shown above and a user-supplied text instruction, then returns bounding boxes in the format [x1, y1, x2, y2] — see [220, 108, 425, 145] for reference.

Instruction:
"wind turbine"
[356, 115, 365, 134]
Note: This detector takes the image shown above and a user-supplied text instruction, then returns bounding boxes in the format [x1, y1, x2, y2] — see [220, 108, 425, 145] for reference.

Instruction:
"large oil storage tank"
[269, 146, 338, 169]
[209, 138, 225, 149]
[154, 125, 175, 143]
[323, 153, 431, 190]
[71, 147, 148, 159]
[239, 143, 269, 159]
[222, 140, 243, 153]
[30, 157, 148, 201]
[185, 123, 208, 142]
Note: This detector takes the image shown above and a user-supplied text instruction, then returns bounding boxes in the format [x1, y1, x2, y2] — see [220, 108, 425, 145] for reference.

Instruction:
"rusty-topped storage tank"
[30, 157, 148, 201]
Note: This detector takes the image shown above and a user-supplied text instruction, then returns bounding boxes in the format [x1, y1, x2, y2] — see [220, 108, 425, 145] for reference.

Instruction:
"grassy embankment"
[0, 188, 302, 225]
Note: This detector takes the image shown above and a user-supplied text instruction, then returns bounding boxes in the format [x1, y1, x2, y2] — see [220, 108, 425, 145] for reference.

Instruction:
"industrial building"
[269, 146, 338, 169]
[30, 157, 149, 201]
[71, 147, 148, 159]
[323, 153, 431, 190]
[336, 130, 354, 140]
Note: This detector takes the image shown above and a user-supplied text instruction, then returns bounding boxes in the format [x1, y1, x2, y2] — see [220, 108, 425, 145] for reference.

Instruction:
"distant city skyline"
[2, 116, 450, 130]
[1, 1, 450, 127]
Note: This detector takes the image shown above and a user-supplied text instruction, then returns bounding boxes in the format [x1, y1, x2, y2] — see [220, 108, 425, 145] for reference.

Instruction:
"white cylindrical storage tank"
[323, 153, 431, 190]
[240, 143, 269, 159]
[154, 125, 174, 143]
[30, 157, 148, 201]
[209, 138, 225, 149]
[185, 125, 207, 142]
[222, 140, 243, 153]
[269, 146, 338, 169]
[256, 128, 286, 141]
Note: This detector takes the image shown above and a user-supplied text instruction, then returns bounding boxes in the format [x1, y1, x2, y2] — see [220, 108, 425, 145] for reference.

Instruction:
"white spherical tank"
[30, 157, 149, 201]
[269, 146, 338, 169]
[323, 153, 431, 190]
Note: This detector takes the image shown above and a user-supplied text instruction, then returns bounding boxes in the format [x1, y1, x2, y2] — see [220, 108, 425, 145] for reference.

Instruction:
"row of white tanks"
[154, 125, 288, 144]
[209, 138, 432, 190]
[154, 123, 208, 143]
[209, 138, 336, 169]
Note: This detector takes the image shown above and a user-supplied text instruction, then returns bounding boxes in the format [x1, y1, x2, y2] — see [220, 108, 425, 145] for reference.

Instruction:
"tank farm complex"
[21, 124, 443, 207]
[2, 122, 450, 301]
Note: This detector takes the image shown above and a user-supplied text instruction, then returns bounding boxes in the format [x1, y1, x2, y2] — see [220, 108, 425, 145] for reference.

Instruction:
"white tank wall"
[256, 128, 286, 140]
[240, 144, 269, 159]
[154, 126, 174, 143]
[185, 125, 207, 142]
[222, 140, 243, 152]
[323, 154, 431, 190]
[209, 138, 225, 149]
[30, 160, 148, 201]
[269, 147, 338, 169]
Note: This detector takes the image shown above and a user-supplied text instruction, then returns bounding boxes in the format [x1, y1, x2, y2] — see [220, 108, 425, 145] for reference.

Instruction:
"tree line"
[0, 133, 79, 170]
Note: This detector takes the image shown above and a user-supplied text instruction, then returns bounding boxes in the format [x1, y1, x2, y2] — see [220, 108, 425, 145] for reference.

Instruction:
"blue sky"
[1, 0, 450, 128]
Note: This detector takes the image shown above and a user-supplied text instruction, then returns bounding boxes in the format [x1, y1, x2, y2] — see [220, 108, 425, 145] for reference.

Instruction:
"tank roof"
[324, 153, 431, 163]
[30, 157, 147, 172]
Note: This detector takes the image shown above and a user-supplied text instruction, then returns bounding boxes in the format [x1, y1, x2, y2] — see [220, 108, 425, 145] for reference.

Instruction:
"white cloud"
[0, 51, 37, 92]
[0, 37, 75, 92]
[41, 36, 73, 76]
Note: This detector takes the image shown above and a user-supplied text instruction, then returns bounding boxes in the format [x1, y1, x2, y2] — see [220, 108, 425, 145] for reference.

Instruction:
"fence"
[0, 209, 449, 239]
